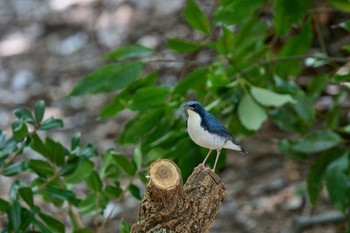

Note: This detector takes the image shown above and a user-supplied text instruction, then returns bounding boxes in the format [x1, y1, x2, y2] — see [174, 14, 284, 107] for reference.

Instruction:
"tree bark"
[131, 159, 227, 233]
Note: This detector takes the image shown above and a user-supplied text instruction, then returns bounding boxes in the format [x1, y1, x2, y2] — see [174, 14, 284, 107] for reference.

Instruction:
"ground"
[0, 0, 346, 232]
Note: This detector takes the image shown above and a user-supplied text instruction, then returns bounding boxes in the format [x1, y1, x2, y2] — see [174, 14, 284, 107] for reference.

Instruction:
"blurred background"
[0, 0, 350, 232]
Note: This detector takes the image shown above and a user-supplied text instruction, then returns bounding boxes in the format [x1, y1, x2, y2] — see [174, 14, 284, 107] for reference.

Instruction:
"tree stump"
[131, 159, 227, 233]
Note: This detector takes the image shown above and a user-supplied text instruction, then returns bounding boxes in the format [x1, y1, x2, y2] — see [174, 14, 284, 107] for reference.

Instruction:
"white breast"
[187, 110, 226, 150]
[186, 110, 242, 151]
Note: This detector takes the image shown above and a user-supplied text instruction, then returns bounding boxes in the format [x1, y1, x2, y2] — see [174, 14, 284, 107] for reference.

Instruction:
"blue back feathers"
[186, 101, 235, 140]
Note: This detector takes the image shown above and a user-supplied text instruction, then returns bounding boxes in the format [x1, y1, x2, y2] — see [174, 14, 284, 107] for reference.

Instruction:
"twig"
[235, 55, 350, 77]
[96, 179, 133, 233]
[0, 144, 24, 175]
[38, 170, 60, 191]
[282, 213, 346, 233]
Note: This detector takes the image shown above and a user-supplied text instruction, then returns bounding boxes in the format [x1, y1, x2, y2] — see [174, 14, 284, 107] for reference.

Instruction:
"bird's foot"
[196, 163, 208, 170]
[195, 163, 213, 172]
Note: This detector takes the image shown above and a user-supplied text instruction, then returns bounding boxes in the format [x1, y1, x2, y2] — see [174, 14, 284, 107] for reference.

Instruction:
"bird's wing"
[202, 113, 247, 153]
[186, 119, 188, 128]
[202, 113, 233, 138]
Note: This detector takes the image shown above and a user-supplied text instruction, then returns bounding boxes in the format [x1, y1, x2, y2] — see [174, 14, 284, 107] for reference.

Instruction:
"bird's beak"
[184, 105, 194, 111]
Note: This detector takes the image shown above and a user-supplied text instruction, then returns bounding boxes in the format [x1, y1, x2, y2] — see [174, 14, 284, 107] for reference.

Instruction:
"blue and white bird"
[185, 101, 247, 172]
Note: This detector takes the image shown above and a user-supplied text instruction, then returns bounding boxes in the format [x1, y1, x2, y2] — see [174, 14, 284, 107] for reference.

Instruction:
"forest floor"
[0, 0, 346, 232]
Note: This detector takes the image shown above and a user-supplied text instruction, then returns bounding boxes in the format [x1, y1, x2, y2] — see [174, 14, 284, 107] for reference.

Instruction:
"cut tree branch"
[131, 159, 226, 233]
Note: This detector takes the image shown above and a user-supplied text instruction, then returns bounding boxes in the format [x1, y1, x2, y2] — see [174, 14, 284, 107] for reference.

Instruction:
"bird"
[184, 101, 247, 172]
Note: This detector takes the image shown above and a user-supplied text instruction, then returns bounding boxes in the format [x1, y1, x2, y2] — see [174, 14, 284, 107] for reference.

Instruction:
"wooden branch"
[131, 159, 227, 233]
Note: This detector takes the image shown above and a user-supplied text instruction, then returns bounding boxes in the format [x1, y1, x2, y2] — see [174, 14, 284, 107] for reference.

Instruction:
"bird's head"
[184, 101, 205, 116]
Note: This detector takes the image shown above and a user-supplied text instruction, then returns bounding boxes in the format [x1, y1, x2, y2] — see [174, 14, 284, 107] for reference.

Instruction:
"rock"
[284, 195, 303, 211]
[0, 69, 9, 85]
[11, 70, 35, 90]
[0, 32, 33, 56]
[56, 32, 88, 55]
[137, 35, 159, 49]
[96, 4, 134, 48]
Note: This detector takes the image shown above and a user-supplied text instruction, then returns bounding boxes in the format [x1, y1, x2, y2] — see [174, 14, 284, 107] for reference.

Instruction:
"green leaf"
[59, 157, 80, 176]
[293, 130, 342, 153]
[2, 161, 28, 176]
[326, 106, 342, 129]
[119, 109, 165, 144]
[238, 93, 267, 131]
[330, 0, 350, 12]
[325, 153, 350, 212]
[100, 150, 121, 181]
[80, 143, 97, 158]
[34, 100, 46, 123]
[18, 187, 34, 207]
[0, 198, 9, 212]
[167, 38, 201, 52]
[119, 218, 131, 233]
[39, 117, 64, 131]
[106, 44, 153, 61]
[28, 159, 55, 178]
[293, 94, 315, 123]
[269, 108, 300, 132]
[280, 20, 313, 56]
[30, 133, 49, 157]
[174, 67, 208, 94]
[133, 143, 142, 170]
[69, 62, 145, 96]
[128, 183, 142, 200]
[13, 108, 35, 124]
[230, 17, 267, 66]
[6, 201, 34, 231]
[104, 185, 123, 199]
[307, 149, 345, 206]
[215, 26, 235, 54]
[78, 193, 109, 216]
[278, 139, 307, 161]
[214, 0, 266, 26]
[207, 63, 229, 87]
[71, 132, 81, 150]
[184, 0, 211, 34]
[45, 137, 66, 166]
[12, 120, 29, 141]
[276, 20, 313, 76]
[129, 86, 170, 111]
[64, 159, 94, 184]
[274, 0, 310, 36]
[113, 154, 136, 177]
[33, 218, 52, 233]
[333, 73, 350, 82]
[7, 201, 23, 231]
[45, 186, 78, 204]
[86, 171, 102, 193]
[307, 75, 329, 99]
[100, 72, 157, 118]
[77, 193, 96, 216]
[39, 212, 65, 233]
[0, 136, 17, 160]
[251, 86, 295, 107]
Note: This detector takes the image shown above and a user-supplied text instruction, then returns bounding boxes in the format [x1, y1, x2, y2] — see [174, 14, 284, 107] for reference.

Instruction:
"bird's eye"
[195, 104, 198, 108]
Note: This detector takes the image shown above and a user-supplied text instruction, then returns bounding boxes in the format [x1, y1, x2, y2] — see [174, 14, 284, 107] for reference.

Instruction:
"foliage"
[70, 0, 350, 227]
[1, 0, 350, 231]
[0, 100, 142, 231]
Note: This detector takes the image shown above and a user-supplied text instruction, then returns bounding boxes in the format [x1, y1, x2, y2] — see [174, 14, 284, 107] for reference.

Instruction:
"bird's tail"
[224, 139, 248, 154]
[239, 146, 248, 154]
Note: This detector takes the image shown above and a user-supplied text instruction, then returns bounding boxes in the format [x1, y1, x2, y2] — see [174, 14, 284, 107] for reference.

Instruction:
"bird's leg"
[198, 149, 212, 169]
[212, 149, 221, 172]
